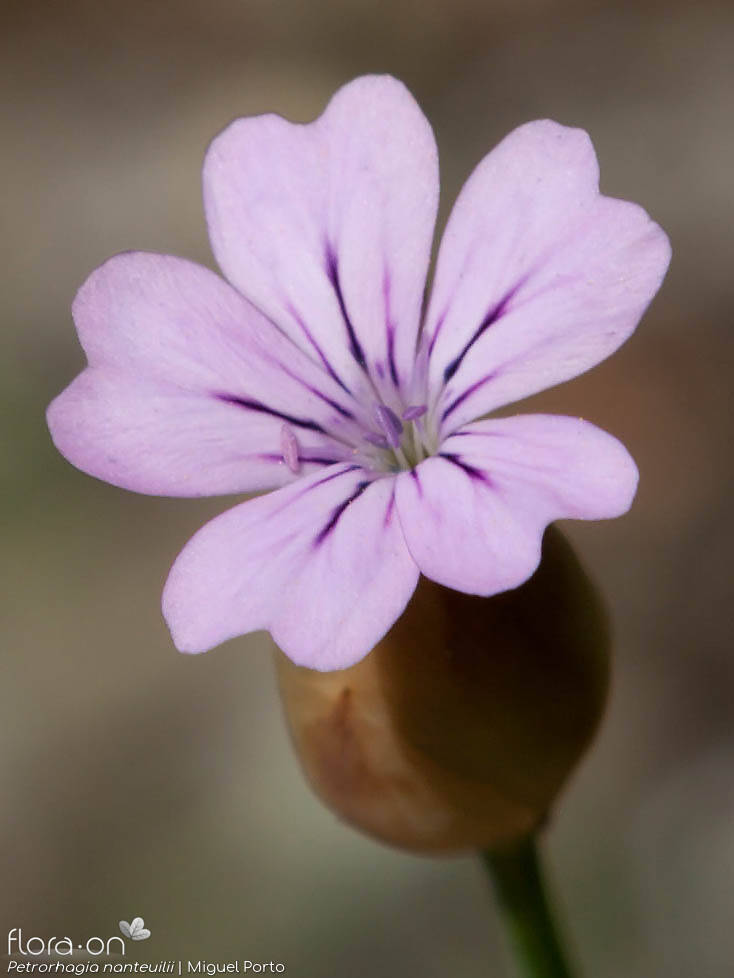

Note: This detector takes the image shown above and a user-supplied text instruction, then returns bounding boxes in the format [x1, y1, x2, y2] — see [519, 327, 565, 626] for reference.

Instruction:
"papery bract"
[47, 75, 670, 670]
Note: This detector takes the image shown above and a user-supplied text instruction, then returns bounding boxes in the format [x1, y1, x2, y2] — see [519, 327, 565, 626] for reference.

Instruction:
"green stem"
[482, 835, 577, 978]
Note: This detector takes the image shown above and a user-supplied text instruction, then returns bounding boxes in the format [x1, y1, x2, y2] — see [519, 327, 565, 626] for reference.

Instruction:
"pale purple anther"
[280, 423, 301, 474]
[374, 404, 404, 448]
[364, 431, 390, 449]
[47, 74, 670, 671]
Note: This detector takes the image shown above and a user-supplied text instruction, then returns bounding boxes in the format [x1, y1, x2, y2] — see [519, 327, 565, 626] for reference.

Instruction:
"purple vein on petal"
[383, 267, 400, 388]
[409, 467, 423, 497]
[314, 479, 371, 546]
[300, 455, 345, 465]
[439, 452, 491, 484]
[269, 355, 356, 420]
[428, 304, 449, 355]
[267, 464, 361, 523]
[449, 428, 508, 439]
[440, 372, 498, 424]
[310, 389, 355, 419]
[214, 393, 327, 433]
[285, 301, 353, 395]
[427, 248, 474, 354]
[442, 283, 523, 384]
[259, 452, 343, 466]
[306, 463, 360, 490]
[387, 323, 399, 387]
[325, 244, 368, 372]
[286, 464, 362, 511]
[383, 489, 396, 527]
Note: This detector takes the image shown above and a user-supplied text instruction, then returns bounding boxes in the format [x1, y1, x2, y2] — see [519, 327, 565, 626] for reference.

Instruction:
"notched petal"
[163, 466, 418, 671]
[203, 75, 439, 399]
[425, 120, 671, 431]
[395, 414, 638, 595]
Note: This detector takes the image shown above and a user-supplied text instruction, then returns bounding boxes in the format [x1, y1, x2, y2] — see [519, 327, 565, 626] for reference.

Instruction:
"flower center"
[360, 401, 437, 473]
[278, 400, 439, 477]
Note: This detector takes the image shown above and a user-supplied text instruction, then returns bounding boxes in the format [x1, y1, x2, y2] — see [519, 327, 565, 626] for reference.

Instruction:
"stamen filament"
[393, 444, 411, 470]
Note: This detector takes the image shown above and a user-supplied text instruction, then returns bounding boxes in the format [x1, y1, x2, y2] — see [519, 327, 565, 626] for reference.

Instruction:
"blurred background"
[2, 0, 733, 975]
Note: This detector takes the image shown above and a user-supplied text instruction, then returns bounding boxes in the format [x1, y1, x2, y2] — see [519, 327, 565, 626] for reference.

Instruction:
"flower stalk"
[484, 835, 577, 978]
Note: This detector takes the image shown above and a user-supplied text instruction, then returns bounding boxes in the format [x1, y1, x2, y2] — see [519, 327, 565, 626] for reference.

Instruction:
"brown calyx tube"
[275, 526, 609, 853]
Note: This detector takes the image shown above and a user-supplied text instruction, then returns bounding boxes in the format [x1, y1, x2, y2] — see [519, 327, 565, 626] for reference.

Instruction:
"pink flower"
[47, 76, 670, 671]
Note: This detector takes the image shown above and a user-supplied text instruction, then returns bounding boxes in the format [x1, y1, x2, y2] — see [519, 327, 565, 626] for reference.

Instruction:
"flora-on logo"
[7, 928, 125, 956]
[118, 918, 151, 942]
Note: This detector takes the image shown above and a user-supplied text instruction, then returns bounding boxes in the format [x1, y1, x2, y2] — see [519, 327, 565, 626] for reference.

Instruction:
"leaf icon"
[119, 917, 151, 940]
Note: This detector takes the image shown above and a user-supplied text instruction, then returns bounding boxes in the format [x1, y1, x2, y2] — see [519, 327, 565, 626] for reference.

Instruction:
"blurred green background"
[3, 1, 733, 975]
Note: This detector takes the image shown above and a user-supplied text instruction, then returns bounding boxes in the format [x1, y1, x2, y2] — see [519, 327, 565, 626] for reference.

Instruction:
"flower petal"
[395, 414, 638, 594]
[48, 369, 343, 496]
[203, 75, 439, 402]
[163, 466, 418, 670]
[48, 252, 357, 495]
[425, 121, 671, 433]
